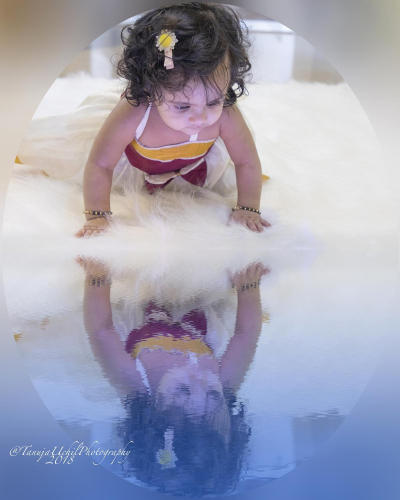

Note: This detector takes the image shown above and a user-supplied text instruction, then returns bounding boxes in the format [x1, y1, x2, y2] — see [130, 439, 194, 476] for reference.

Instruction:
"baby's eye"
[174, 105, 190, 110]
[177, 386, 191, 395]
[207, 100, 223, 107]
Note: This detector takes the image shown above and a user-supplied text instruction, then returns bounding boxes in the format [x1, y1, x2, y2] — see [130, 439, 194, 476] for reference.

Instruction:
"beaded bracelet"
[83, 210, 113, 216]
[232, 206, 261, 215]
[232, 280, 261, 292]
[85, 274, 112, 288]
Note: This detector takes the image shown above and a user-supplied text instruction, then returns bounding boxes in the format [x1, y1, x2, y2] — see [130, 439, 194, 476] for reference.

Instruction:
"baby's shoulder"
[96, 98, 149, 147]
[112, 98, 148, 126]
[116, 97, 148, 120]
[218, 104, 248, 134]
[220, 104, 241, 122]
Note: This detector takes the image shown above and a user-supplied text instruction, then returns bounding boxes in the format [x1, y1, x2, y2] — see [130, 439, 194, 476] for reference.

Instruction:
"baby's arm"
[219, 105, 270, 232]
[75, 99, 147, 238]
[78, 257, 145, 394]
[219, 262, 269, 392]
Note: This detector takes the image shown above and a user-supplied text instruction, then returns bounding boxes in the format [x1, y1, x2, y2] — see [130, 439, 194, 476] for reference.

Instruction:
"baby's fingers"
[84, 228, 104, 238]
[261, 218, 271, 228]
[83, 229, 94, 238]
[227, 213, 238, 226]
[246, 219, 259, 232]
[76, 223, 108, 238]
[75, 228, 86, 238]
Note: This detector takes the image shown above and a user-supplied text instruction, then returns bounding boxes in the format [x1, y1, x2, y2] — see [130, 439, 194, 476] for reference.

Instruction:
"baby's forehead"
[166, 82, 226, 102]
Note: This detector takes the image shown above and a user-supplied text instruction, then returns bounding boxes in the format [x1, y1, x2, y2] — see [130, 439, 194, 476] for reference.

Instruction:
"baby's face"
[157, 360, 224, 417]
[157, 77, 228, 136]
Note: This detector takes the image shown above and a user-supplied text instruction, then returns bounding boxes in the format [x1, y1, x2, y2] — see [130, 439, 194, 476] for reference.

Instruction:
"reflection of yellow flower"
[156, 428, 178, 469]
[157, 449, 176, 467]
[156, 31, 178, 51]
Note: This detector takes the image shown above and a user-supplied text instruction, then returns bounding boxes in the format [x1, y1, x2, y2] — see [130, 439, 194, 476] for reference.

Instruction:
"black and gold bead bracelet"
[232, 206, 261, 215]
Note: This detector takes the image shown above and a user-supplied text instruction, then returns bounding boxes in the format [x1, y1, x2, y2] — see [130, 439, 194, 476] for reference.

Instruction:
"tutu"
[16, 80, 239, 196]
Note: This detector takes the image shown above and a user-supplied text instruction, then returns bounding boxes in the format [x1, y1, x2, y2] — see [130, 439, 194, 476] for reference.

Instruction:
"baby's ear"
[225, 87, 236, 102]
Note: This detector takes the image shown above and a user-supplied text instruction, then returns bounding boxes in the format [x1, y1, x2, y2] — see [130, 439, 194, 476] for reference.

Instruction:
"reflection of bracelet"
[85, 274, 112, 287]
[232, 206, 261, 215]
[232, 280, 261, 291]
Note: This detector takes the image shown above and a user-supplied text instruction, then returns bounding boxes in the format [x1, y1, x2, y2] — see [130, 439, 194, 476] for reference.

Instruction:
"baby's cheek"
[216, 106, 225, 119]
[208, 109, 223, 125]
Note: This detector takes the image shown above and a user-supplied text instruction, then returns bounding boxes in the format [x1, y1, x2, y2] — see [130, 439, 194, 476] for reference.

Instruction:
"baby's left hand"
[229, 210, 271, 233]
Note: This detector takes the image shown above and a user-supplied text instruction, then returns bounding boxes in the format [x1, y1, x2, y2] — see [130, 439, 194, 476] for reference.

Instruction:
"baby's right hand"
[75, 217, 111, 238]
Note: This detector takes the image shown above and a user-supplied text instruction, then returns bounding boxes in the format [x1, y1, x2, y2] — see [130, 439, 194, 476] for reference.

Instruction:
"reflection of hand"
[229, 262, 270, 289]
[229, 210, 271, 233]
[76, 256, 111, 279]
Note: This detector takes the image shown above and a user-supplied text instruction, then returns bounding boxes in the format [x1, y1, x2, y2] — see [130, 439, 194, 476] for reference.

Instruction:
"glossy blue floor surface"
[7, 248, 394, 497]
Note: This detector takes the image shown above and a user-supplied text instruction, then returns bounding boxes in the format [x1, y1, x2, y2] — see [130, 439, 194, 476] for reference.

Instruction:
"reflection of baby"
[78, 257, 269, 495]
[80, 257, 268, 407]
[125, 304, 224, 418]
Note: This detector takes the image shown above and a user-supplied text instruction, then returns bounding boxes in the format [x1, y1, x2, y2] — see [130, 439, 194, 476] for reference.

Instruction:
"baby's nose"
[190, 109, 207, 124]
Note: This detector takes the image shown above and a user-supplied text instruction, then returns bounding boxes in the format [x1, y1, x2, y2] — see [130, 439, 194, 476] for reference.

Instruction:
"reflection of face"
[157, 74, 229, 136]
[157, 360, 224, 417]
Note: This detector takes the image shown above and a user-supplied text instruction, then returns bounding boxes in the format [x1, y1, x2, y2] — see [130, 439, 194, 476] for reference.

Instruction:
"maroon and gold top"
[125, 302, 213, 359]
[125, 137, 216, 193]
[121, 95, 217, 193]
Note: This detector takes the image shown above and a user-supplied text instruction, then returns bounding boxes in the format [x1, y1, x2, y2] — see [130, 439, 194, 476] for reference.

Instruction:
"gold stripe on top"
[130, 335, 212, 358]
[131, 139, 216, 162]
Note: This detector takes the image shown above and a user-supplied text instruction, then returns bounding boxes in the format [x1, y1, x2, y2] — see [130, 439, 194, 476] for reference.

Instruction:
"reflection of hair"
[117, 386, 251, 496]
[115, 2, 251, 108]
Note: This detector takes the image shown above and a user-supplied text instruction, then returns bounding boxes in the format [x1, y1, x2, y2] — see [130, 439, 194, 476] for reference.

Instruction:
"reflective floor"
[8, 248, 393, 497]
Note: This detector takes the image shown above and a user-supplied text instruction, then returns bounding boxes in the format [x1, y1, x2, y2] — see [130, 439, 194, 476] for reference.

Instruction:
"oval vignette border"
[0, 1, 399, 500]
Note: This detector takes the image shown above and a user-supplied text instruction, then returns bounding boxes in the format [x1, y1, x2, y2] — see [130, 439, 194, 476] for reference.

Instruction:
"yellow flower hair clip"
[156, 30, 178, 70]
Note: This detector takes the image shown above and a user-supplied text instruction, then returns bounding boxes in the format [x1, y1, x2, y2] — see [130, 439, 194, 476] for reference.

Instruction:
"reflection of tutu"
[17, 82, 237, 196]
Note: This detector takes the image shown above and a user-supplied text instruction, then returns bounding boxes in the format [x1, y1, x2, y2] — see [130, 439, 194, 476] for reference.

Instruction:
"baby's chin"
[182, 126, 206, 134]
[161, 122, 201, 135]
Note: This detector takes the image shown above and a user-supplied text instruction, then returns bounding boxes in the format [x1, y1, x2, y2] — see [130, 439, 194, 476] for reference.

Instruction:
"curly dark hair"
[115, 2, 252, 108]
[117, 386, 251, 496]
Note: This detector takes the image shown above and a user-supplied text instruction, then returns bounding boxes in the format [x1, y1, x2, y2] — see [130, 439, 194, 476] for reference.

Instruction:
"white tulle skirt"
[17, 82, 237, 196]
